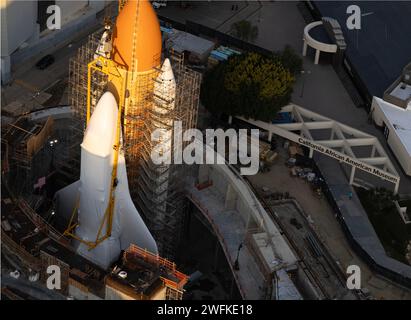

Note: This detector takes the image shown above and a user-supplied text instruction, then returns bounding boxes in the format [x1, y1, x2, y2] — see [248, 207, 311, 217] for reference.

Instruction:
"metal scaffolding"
[69, 31, 108, 126]
[136, 51, 202, 259]
[68, 30, 201, 259]
[2, 114, 82, 207]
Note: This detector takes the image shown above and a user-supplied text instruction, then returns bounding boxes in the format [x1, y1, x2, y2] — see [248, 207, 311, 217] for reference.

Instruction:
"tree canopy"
[201, 50, 300, 121]
[230, 20, 259, 43]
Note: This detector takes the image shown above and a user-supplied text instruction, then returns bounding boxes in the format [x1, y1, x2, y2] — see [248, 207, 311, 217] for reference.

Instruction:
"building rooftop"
[390, 83, 411, 104]
[315, 154, 411, 285]
[373, 97, 411, 156]
[106, 244, 188, 298]
[313, 1, 411, 98]
[166, 29, 215, 57]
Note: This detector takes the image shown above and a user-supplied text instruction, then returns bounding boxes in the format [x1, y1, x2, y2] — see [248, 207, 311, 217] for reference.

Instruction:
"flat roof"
[390, 82, 411, 101]
[374, 97, 411, 156]
[107, 247, 184, 297]
[313, 1, 411, 97]
[168, 29, 215, 55]
[315, 154, 411, 284]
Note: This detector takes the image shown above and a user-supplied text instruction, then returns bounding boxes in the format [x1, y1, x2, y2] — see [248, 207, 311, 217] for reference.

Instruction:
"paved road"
[2, 22, 102, 109]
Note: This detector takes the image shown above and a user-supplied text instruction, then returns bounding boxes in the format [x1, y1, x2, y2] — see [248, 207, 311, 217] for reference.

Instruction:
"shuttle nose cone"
[154, 58, 176, 103]
[81, 92, 118, 157]
[158, 58, 174, 82]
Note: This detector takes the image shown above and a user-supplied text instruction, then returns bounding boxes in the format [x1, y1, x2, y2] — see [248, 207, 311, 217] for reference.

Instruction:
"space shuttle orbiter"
[54, 92, 158, 269]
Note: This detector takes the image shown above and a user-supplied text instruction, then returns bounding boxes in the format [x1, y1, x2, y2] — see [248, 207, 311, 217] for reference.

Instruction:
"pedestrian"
[236, 4, 239, 10]
[231, 4, 234, 10]
[348, 191, 353, 200]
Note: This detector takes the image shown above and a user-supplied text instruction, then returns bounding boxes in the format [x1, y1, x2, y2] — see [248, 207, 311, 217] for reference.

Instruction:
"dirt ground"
[247, 146, 411, 300]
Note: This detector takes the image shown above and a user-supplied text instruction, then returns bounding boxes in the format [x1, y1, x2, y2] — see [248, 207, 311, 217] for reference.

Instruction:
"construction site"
[2, 0, 411, 301]
[1, 0, 199, 300]
[1, 0, 317, 300]
[67, 24, 201, 261]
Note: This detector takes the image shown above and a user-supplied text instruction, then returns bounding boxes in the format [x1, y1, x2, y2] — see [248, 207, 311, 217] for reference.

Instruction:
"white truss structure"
[237, 104, 400, 194]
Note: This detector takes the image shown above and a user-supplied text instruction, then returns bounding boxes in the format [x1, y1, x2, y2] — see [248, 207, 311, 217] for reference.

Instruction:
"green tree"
[230, 20, 259, 43]
[357, 187, 399, 216]
[201, 52, 295, 121]
[274, 45, 302, 75]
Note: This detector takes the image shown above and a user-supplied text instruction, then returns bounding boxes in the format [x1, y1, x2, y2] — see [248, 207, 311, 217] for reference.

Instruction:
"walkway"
[188, 186, 267, 300]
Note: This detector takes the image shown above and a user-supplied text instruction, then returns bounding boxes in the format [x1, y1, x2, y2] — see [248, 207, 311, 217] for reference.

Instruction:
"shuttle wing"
[55, 92, 157, 269]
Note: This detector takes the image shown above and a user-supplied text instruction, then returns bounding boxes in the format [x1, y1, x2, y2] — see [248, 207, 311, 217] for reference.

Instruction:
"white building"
[371, 97, 411, 176]
[1, 0, 110, 84]
[383, 62, 411, 110]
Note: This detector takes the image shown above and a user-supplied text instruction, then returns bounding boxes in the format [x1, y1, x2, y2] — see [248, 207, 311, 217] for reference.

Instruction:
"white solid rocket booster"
[55, 92, 158, 269]
[152, 58, 176, 157]
[151, 58, 176, 213]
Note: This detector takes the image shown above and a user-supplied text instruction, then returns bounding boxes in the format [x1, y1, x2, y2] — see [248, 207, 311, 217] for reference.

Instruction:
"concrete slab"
[190, 186, 267, 299]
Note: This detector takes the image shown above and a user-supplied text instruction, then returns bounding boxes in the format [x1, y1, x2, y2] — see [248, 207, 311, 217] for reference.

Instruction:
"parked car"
[35, 54, 55, 70]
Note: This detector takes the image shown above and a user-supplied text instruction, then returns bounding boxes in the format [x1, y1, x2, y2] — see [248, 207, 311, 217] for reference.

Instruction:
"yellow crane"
[64, 55, 127, 249]
[64, 0, 149, 250]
